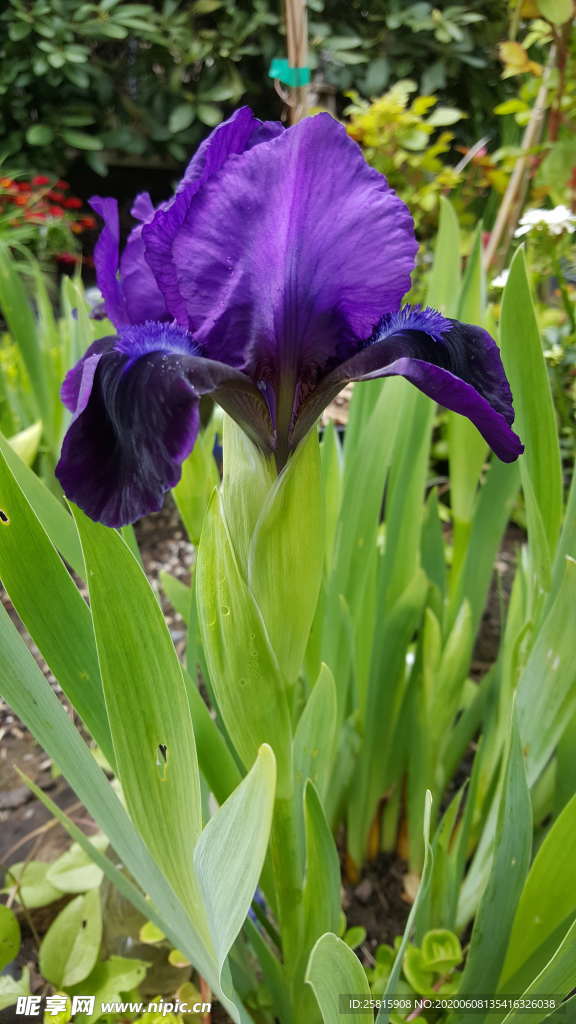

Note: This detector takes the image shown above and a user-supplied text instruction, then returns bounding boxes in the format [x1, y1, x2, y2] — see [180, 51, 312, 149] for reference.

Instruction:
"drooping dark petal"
[294, 306, 524, 462]
[88, 197, 128, 327]
[143, 113, 418, 382]
[56, 323, 273, 526]
[145, 107, 283, 329]
[60, 337, 115, 414]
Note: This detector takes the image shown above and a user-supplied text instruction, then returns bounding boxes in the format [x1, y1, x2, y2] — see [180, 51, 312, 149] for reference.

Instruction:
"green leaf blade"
[194, 744, 276, 969]
[72, 508, 206, 929]
[500, 248, 563, 557]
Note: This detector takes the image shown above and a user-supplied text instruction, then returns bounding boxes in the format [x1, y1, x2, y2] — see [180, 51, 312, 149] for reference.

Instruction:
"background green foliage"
[0, 0, 508, 175]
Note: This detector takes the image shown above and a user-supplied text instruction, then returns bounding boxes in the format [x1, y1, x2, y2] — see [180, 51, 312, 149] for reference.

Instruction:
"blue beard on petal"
[368, 305, 453, 346]
[114, 321, 199, 371]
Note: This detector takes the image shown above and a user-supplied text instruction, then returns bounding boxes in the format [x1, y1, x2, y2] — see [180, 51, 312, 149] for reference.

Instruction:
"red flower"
[16, 181, 31, 192]
[14, 195, 28, 206]
[55, 180, 70, 190]
[49, 204, 64, 217]
[56, 252, 79, 264]
[47, 190, 65, 202]
[80, 215, 97, 229]
[63, 197, 83, 209]
[32, 175, 51, 186]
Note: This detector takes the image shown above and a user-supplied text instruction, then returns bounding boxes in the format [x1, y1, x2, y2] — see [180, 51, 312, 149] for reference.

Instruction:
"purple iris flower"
[56, 107, 523, 527]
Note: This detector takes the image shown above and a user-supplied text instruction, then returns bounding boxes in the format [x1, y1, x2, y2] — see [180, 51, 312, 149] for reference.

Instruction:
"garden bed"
[0, 500, 523, 1021]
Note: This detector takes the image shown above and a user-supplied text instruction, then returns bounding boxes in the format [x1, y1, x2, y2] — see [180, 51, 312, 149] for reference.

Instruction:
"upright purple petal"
[177, 106, 283, 191]
[56, 323, 273, 526]
[296, 307, 523, 462]
[130, 191, 155, 222]
[90, 190, 169, 326]
[88, 197, 127, 327]
[143, 113, 418, 386]
[145, 107, 282, 327]
[120, 225, 170, 324]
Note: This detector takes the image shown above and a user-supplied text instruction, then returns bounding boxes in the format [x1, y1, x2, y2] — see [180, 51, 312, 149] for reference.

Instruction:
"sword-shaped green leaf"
[0, 446, 111, 761]
[500, 248, 563, 561]
[73, 508, 206, 932]
[452, 716, 532, 1023]
[194, 744, 276, 967]
[0, 431, 83, 575]
[517, 557, 576, 786]
[502, 792, 576, 983]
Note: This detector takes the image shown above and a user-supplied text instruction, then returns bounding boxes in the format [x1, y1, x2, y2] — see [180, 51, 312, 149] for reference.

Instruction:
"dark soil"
[343, 851, 411, 962]
[470, 522, 524, 679]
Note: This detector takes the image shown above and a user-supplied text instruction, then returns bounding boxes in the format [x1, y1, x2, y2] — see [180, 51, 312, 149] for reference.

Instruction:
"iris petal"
[120, 226, 170, 325]
[295, 306, 524, 462]
[56, 323, 273, 526]
[88, 197, 127, 327]
[89, 192, 169, 327]
[130, 191, 155, 222]
[177, 106, 283, 193]
[145, 113, 418, 380]
[89, 109, 275, 329]
[145, 107, 280, 327]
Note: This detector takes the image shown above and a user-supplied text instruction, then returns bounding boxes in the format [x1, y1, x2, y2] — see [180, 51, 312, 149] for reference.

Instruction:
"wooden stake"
[483, 49, 555, 275]
[284, 0, 309, 123]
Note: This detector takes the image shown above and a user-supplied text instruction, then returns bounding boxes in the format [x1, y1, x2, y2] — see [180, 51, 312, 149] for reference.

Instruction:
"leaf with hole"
[39, 889, 102, 987]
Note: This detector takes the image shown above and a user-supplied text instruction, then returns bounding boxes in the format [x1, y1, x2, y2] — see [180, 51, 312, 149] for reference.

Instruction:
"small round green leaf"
[46, 834, 108, 893]
[427, 106, 463, 127]
[0, 905, 20, 971]
[26, 124, 54, 145]
[196, 103, 222, 126]
[39, 889, 102, 988]
[9, 23, 31, 41]
[421, 929, 463, 972]
[67, 956, 149, 1007]
[168, 104, 196, 134]
[0, 966, 30, 1011]
[61, 130, 103, 150]
[139, 921, 165, 944]
[343, 926, 367, 950]
[47, 52, 66, 69]
[403, 945, 436, 996]
[4, 861, 62, 908]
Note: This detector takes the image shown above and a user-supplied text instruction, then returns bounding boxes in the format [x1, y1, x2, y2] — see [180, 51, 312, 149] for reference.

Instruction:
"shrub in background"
[0, 0, 507, 175]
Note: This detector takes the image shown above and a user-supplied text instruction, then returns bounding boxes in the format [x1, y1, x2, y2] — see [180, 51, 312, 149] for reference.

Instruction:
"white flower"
[491, 268, 510, 289]
[515, 205, 576, 237]
[84, 285, 103, 310]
